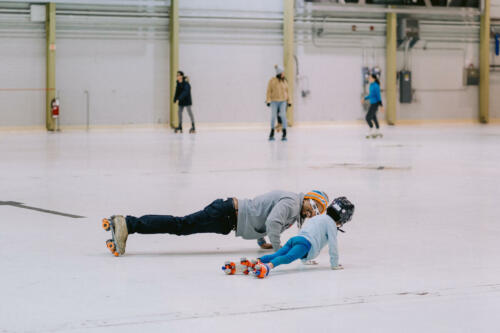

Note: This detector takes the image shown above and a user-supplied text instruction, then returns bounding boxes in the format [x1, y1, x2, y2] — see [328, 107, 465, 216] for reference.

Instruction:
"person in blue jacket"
[173, 71, 196, 134]
[362, 74, 384, 139]
[252, 196, 355, 278]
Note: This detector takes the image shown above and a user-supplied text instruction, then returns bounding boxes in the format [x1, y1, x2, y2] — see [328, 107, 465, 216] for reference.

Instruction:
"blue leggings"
[259, 236, 311, 268]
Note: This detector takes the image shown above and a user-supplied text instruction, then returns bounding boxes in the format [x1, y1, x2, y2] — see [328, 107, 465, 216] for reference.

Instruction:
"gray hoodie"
[236, 191, 305, 250]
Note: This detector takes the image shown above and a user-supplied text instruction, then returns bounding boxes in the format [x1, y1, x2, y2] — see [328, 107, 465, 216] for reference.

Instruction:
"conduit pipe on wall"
[0, 8, 486, 42]
[385, 12, 397, 125]
[284, 0, 295, 126]
[306, 3, 480, 18]
[6, 0, 169, 6]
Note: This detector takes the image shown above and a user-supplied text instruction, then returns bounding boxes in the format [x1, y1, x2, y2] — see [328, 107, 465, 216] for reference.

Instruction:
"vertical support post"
[479, 0, 490, 123]
[283, 0, 295, 126]
[46, 2, 56, 131]
[169, 0, 179, 128]
[385, 12, 397, 125]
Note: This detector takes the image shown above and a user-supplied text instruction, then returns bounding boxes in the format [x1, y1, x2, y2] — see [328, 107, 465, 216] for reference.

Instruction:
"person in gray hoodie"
[102, 190, 329, 256]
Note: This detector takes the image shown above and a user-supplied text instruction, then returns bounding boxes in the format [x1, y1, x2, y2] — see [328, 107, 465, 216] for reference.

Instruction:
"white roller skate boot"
[102, 215, 128, 256]
[373, 128, 383, 138]
[365, 127, 374, 139]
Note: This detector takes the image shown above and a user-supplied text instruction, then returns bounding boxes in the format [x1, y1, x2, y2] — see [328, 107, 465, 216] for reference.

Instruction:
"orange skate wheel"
[113, 252, 119, 257]
[102, 219, 110, 231]
[229, 262, 236, 275]
[106, 240, 116, 252]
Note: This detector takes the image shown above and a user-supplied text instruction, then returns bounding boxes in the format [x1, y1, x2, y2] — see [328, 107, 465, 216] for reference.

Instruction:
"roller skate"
[174, 125, 182, 133]
[253, 263, 271, 279]
[102, 215, 128, 257]
[372, 129, 383, 139]
[281, 128, 287, 142]
[222, 258, 259, 275]
[268, 129, 275, 141]
[365, 128, 373, 139]
[189, 124, 196, 134]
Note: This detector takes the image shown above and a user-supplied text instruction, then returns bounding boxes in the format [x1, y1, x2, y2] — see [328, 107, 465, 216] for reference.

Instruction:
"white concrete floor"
[1, 124, 500, 333]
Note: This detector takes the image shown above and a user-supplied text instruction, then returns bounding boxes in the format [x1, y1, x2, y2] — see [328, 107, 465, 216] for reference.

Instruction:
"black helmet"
[327, 196, 355, 233]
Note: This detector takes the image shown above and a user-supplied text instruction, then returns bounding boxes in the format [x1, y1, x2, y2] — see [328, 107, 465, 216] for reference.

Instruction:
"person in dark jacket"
[173, 71, 196, 133]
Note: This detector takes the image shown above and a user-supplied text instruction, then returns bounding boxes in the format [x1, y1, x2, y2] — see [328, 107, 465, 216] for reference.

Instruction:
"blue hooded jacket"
[364, 82, 382, 105]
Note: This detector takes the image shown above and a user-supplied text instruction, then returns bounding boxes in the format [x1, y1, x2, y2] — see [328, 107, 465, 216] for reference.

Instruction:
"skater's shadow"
[125, 248, 272, 257]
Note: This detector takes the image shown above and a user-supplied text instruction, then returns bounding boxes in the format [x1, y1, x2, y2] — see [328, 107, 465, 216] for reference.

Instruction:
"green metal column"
[479, 0, 490, 123]
[385, 12, 397, 125]
[283, 0, 295, 126]
[169, 0, 179, 128]
[45, 3, 56, 131]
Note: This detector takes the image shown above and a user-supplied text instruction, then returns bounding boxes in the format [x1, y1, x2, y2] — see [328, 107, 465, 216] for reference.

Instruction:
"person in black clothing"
[173, 71, 196, 133]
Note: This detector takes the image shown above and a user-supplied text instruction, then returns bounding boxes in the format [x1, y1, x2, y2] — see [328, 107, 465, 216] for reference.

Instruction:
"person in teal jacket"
[362, 74, 384, 138]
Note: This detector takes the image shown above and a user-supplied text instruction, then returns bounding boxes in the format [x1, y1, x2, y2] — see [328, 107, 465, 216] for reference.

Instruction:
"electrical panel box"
[464, 67, 479, 86]
[399, 70, 412, 103]
[362, 67, 370, 86]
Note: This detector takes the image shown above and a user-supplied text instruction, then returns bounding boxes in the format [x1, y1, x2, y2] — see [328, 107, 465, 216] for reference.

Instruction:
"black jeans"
[126, 198, 237, 236]
[365, 103, 380, 129]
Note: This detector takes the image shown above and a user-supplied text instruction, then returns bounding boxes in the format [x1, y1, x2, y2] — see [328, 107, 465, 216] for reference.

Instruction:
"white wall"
[179, 0, 282, 12]
[491, 0, 500, 19]
[295, 42, 480, 122]
[491, 72, 500, 120]
[397, 47, 478, 120]
[487, 0, 500, 120]
[295, 46, 367, 122]
[1, 0, 500, 128]
[1, 37, 487, 127]
[180, 43, 282, 123]
[0, 36, 169, 127]
[0, 38, 46, 127]
[176, 0, 284, 124]
[56, 39, 169, 126]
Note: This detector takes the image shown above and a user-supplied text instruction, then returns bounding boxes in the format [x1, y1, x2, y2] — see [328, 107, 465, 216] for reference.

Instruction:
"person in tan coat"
[266, 65, 292, 141]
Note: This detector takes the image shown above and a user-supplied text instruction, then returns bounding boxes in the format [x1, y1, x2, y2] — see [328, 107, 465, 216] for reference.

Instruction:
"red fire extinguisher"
[51, 98, 60, 131]
[51, 98, 60, 118]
